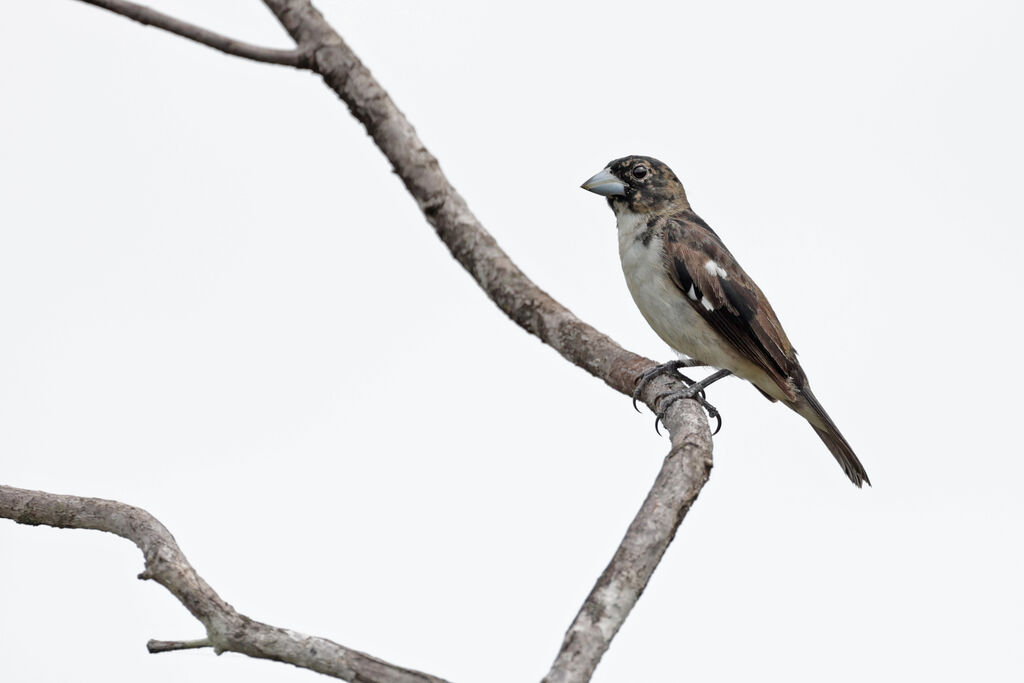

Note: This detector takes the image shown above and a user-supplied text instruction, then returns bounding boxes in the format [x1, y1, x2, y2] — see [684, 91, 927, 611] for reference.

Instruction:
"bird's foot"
[632, 359, 705, 412]
[653, 369, 733, 436]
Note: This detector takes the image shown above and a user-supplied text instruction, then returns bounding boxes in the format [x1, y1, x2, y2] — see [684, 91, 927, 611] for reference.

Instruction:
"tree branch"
[0, 485, 450, 683]
[258, 0, 684, 399]
[253, 7, 718, 673]
[76, 0, 313, 68]
[22, 2, 720, 681]
[543, 407, 713, 683]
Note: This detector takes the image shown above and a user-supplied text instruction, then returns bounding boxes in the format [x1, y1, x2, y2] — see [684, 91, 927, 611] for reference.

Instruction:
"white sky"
[2, 1, 1022, 681]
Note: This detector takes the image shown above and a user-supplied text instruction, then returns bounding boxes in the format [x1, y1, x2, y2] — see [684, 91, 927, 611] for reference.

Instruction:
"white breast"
[614, 208, 768, 383]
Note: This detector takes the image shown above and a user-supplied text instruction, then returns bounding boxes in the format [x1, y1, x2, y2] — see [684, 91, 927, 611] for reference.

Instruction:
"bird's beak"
[581, 168, 626, 196]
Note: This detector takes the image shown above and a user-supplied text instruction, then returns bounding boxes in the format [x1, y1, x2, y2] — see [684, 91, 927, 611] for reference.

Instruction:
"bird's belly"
[621, 246, 722, 360]
[619, 234, 772, 387]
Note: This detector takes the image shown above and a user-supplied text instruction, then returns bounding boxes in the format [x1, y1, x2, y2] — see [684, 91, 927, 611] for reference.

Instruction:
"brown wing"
[660, 209, 800, 400]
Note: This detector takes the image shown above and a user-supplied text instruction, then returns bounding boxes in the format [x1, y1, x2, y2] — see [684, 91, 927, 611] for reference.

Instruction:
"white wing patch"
[701, 297, 715, 311]
[704, 259, 728, 279]
[687, 285, 698, 301]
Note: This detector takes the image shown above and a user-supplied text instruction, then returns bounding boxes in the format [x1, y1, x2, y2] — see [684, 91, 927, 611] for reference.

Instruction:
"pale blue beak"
[581, 168, 626, 196]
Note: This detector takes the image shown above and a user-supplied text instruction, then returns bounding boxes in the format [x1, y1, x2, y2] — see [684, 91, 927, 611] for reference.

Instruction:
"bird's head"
[581, 155, 689, 215]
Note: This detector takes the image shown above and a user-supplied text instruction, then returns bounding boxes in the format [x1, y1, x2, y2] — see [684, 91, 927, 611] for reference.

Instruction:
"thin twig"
[148, 637, 212, 654]
[77, 0, 313, 68]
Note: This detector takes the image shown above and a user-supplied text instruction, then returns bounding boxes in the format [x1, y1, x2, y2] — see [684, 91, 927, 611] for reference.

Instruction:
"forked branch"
[0, 484, 450, 683]
[77, 0, 313, 68]
[2, 1, 719, 681]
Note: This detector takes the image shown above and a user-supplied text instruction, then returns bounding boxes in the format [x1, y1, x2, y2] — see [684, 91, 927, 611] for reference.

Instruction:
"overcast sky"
[2, 1, 1022, 682]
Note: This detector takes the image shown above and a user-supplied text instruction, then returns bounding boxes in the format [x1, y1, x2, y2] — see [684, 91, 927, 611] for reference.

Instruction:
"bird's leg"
[632, 359, 707, 412]
[654, 369, 732, 436]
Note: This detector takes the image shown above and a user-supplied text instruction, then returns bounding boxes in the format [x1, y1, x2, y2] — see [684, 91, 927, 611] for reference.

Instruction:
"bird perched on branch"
[582, 155, 869, 487]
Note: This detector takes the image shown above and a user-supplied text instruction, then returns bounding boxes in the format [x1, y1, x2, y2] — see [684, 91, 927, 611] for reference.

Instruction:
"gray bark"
[543, 408, 713, 683]
[0, 485, 448, 683]
[78, 0, 312, 67]
[1, 2, 718, 681]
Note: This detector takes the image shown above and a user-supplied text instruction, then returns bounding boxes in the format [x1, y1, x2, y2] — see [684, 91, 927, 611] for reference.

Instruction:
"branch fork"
[1, 2, 717, 682]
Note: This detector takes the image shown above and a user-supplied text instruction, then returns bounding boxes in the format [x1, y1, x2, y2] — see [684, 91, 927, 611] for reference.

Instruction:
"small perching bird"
[582, 155, 869, 487]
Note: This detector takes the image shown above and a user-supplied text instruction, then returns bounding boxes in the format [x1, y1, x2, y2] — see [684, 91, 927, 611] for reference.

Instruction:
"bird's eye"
[632, 165, 648, 179]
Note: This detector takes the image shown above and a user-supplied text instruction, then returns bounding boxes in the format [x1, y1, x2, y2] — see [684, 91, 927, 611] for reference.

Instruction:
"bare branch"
[76, 0, 312, 68]
[259, 0, 668, 400]
[543, 405, 713, 683]
[11, 2, 720, 681]
[0, 485, 450, 683]
[261, 6, 719, 679]
[253, 10, 719, 673]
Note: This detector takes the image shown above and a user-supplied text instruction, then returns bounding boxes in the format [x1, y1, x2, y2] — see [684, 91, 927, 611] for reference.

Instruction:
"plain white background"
[2, 1, 1022, 681]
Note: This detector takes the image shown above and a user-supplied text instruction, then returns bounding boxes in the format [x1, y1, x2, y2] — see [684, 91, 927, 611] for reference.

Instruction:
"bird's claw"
[632, 360, 691, 412]
[635, 362, 728, 436]
[653, 387, 723, 436]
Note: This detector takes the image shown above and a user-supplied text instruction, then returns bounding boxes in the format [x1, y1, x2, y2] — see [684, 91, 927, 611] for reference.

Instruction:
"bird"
[581, 155, 869, 487]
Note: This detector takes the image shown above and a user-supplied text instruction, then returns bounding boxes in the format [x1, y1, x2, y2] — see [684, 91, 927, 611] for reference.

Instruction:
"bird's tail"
[795, 387, 870, 488]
